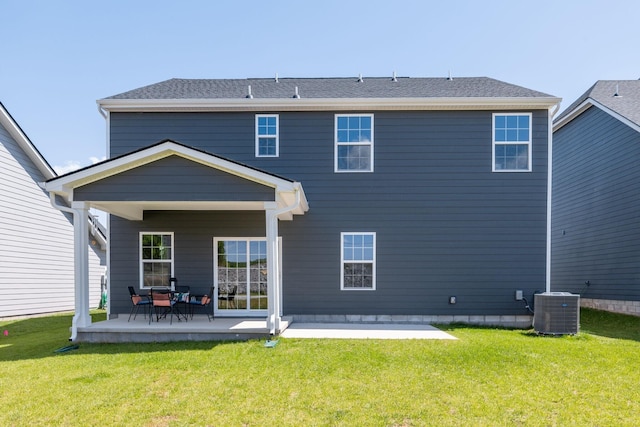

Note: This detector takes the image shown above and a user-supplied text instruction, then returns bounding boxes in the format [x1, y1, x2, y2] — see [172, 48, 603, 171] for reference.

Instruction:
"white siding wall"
[0, 123, 105, 317]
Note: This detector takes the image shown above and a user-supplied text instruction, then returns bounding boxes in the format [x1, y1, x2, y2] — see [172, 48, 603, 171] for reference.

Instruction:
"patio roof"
[44, 139, 308, 220]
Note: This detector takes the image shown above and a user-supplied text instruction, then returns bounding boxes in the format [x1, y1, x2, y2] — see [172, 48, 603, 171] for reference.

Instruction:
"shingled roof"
[555, 80, 640, 129]
[104, 76, 554, 100]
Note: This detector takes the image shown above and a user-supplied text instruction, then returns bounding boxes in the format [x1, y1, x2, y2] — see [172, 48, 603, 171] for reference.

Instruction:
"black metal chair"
[189, 286, 214, 321]
[218, 285, 237, 309]
[128, 286, 151, 321]
[149, 288, 178, 324]
[174, 285, 191, 321]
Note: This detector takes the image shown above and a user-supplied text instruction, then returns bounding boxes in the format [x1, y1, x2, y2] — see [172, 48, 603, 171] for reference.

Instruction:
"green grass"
[1, 309, 639, 426]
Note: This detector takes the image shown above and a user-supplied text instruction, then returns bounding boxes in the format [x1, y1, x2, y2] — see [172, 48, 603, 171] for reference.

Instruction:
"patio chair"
[149, 288, 178, 325]
[128, 286, 151, 322]
[174, 285, 191, 321]
[175, 285, 190, 293]
[218, 285, 237, 309]
[189, 286, 214, 321]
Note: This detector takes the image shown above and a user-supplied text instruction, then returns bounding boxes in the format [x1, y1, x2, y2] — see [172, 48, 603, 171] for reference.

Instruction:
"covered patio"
[75, 314, 292, 343]
[43, 140, 308, 342]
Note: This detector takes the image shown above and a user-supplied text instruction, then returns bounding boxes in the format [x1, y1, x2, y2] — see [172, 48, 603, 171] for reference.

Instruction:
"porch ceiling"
[92, 201, 270, 221]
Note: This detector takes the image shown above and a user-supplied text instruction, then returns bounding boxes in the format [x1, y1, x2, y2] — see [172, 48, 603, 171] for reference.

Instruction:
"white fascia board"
[553, 98, 640, 134]
[45, 141, 296, 193]
[0, 104, 56, 179]
[553, 99, 594, 131]
[98, 97, 561, 112]
[294, 182, 309, 212]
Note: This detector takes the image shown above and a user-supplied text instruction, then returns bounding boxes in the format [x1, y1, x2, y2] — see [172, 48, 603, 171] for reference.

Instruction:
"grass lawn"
[1, 309, 639, 426]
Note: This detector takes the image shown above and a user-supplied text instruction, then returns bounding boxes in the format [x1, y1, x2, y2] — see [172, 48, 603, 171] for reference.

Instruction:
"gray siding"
[0, 123, 105, 317]
[109, 110, 549, 316]
[76, 156, 275, 202]
[552, 106, 640, 301]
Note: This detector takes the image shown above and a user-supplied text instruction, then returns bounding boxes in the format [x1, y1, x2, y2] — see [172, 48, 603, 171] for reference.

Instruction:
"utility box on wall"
[533, 292, 580, 335]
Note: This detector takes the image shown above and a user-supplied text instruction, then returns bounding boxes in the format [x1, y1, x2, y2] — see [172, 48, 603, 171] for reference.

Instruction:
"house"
[0, 101, 106, 319]
[552, 80, 640, 316]
[44, 76, 560, 341]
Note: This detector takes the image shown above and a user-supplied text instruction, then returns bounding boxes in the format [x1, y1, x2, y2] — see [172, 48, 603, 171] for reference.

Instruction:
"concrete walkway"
[280, 323, 457, 340]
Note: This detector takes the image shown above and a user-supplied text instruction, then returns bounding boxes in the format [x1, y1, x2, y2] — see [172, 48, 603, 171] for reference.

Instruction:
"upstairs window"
[256, 114, 279, 157]
[493, 113, 532, 172]
[140, 232, 174, 289]
[341, 232, 376, 290]
[335, 114, 374, 172]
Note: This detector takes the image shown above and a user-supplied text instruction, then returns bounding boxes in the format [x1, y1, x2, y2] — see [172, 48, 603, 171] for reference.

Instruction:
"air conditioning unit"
[533, 292, 580, 335]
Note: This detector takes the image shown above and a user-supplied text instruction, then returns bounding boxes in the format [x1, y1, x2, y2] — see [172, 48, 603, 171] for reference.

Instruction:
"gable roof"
[99, 77, 560, 112]
[0, 101, 56, 179]
[51, 138, 295, 184]
[44, 139, 308, 221]
[1, 101, 107, 247]
[554, 80, 640, 132]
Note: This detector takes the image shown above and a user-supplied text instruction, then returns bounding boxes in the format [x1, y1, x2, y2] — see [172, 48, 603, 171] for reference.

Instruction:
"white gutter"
[98, 96, 562, 113]
[275, 183, 303, 217]
[97, 104, 107, 119]
[546, 103, 561, 293]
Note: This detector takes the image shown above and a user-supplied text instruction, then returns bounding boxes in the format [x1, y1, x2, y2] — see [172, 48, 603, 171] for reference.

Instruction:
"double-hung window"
[256, 114, 279, 157]
[335, 114, 374, 172]
[140, 232, 173, 288]
[492, 113, 532, 172]
[341, 232, 376, 290]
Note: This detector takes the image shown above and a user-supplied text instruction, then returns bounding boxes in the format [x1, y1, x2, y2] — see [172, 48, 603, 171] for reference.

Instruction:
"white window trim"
[139, 231, 174, 289]
[255, 114, 279, 157]
[340, 232, 376, 291]
[334, 113, 374, 173]
[492, 112, 532, 172]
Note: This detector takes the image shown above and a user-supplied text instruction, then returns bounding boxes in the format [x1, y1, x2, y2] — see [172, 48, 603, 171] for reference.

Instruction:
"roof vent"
[275, 73, 279, 83]
[357, 73, 364, 83]
[392, 71, 398, 82]
[447, 70, 453, 81]
[246, 85, 253, 99]
[293, 86, 300, 99]
[613, 83, 621, 97]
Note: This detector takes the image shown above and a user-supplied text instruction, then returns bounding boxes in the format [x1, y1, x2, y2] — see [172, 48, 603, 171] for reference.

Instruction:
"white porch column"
[71, 202, 92, 338]
[265, 204, 281, 335]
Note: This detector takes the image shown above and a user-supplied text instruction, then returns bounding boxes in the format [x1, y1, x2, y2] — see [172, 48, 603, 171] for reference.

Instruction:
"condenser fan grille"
[533, 292, 580, 335]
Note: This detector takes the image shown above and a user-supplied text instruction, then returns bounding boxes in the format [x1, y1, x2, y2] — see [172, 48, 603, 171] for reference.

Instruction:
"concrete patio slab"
[280, 323, 457, 340]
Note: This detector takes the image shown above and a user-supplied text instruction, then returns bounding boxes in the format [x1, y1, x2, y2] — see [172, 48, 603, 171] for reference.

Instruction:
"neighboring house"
[552, 80, 640, 316]
[44, 76, 560, 337]
[0, 101, 107, 318]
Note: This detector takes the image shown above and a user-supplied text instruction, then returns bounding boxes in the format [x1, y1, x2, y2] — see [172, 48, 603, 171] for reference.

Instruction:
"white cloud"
[54, 156, 107, 175]
[90, 156, 106, 164]
[53, 160, 82, 175]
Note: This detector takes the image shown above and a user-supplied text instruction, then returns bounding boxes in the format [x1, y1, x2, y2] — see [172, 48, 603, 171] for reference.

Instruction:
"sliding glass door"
[215, 238, 268, 316]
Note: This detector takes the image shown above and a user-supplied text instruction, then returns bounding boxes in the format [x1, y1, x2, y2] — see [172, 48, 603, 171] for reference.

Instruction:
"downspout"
[47, 192, 88, 341]
[274, 183, 302, 217]
[97, 103, 111, 318]
[546, 103, 561, 293]
[97, 105, 107, 119]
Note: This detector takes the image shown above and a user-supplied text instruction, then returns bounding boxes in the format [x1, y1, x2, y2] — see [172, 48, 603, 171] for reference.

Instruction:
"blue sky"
[1, 0, 639, 173]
